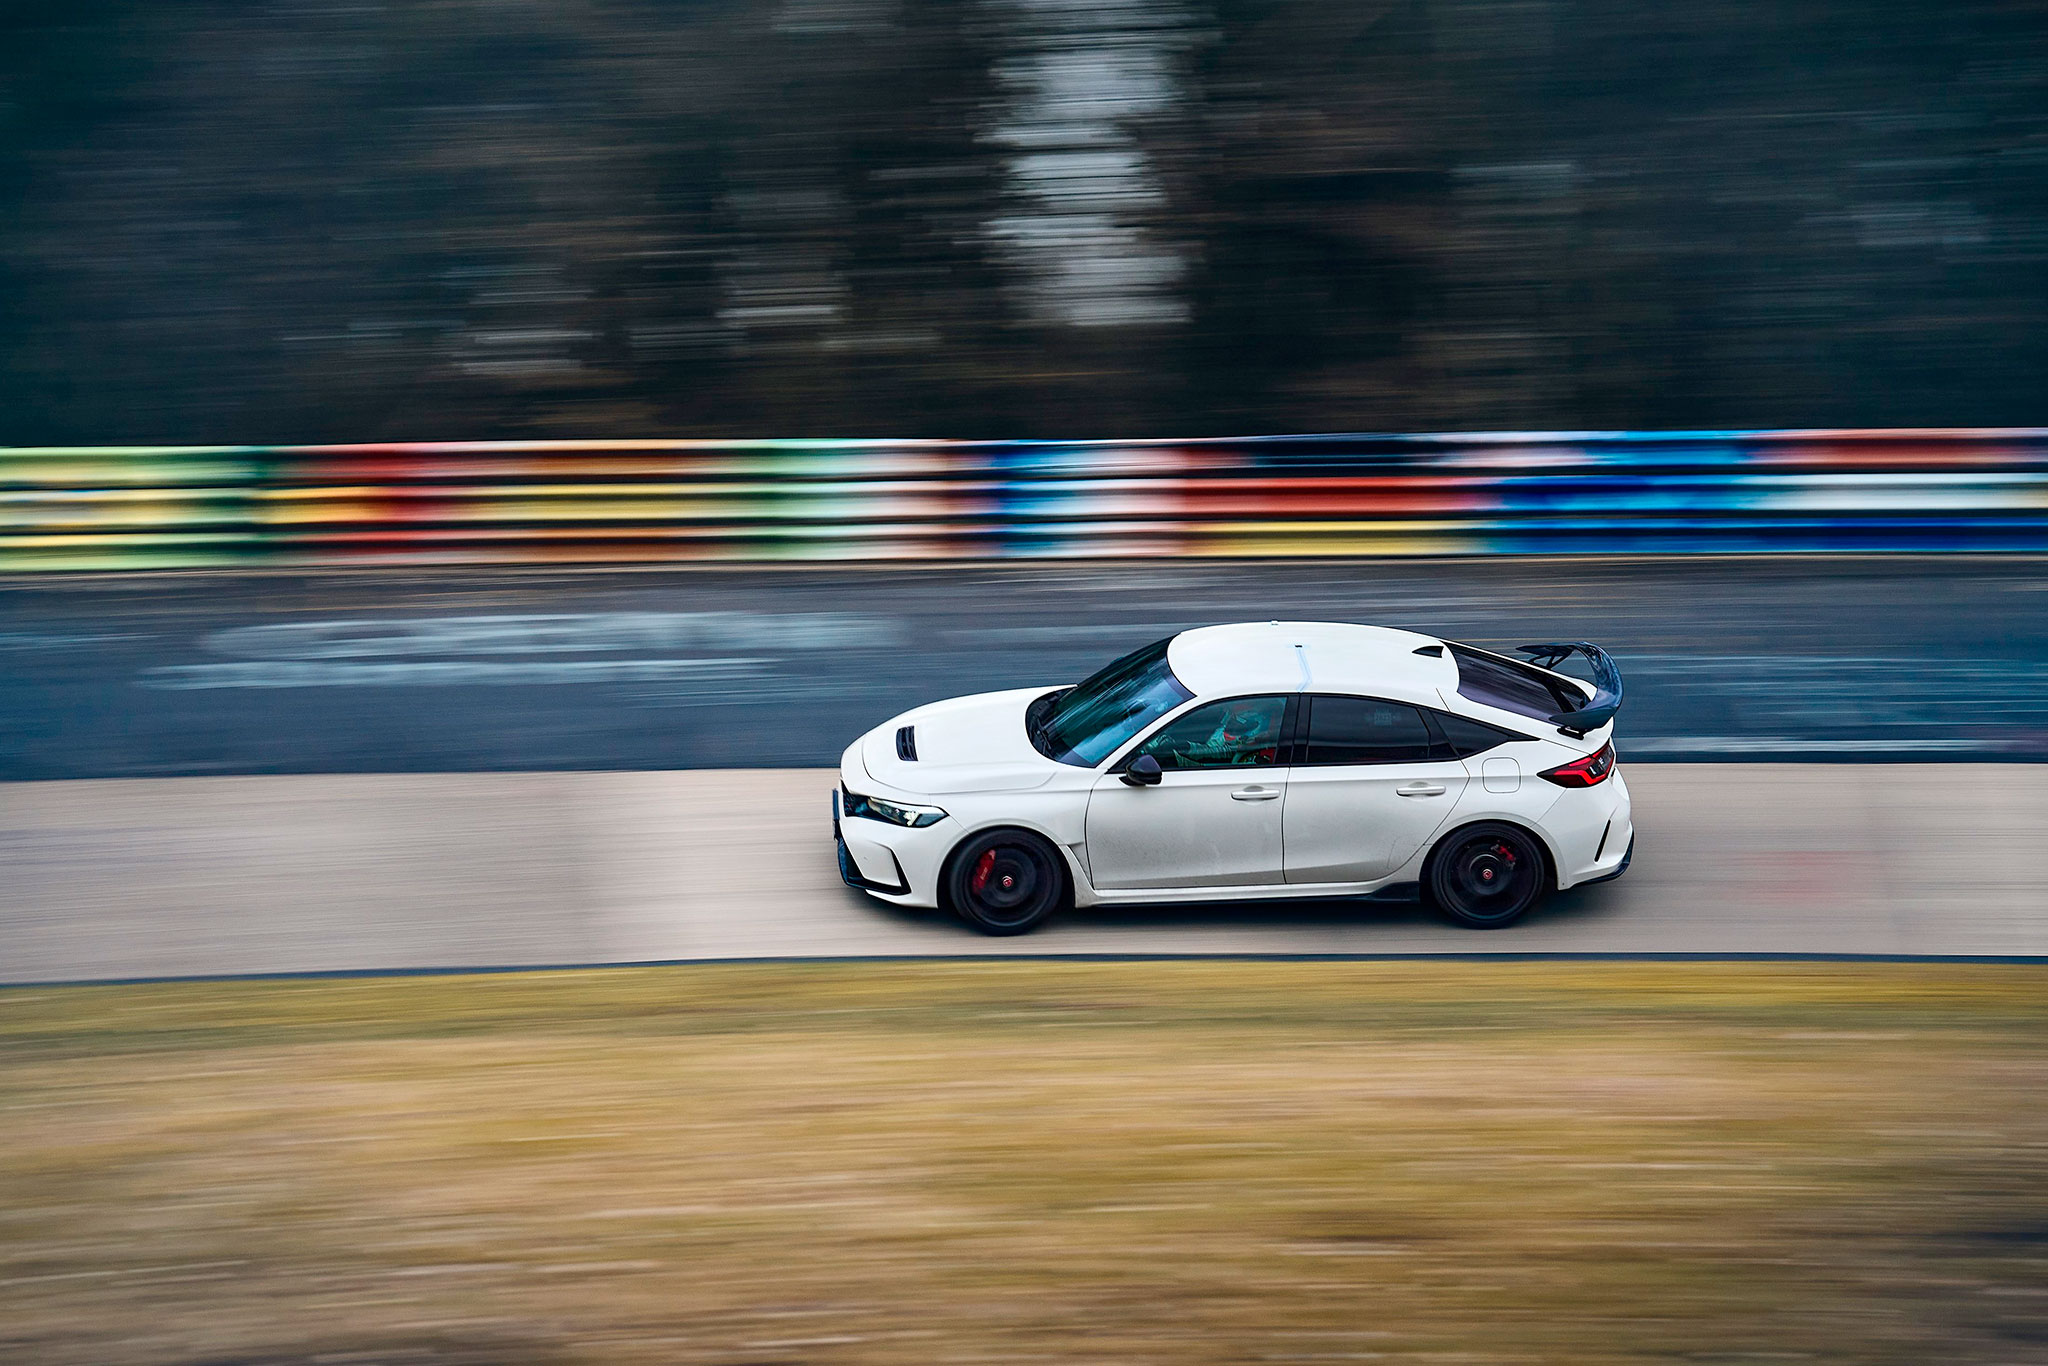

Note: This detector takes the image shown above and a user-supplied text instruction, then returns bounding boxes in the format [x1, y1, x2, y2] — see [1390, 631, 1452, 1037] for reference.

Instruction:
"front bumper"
[837, 836, 912, 895]
[832, 787, 950, 907]
[833, 791, 912, 894]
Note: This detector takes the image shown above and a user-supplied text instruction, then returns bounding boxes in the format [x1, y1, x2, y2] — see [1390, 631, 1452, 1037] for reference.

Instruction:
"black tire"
[943, 829, 1067, 936]
[1425, 822, 1549, 928]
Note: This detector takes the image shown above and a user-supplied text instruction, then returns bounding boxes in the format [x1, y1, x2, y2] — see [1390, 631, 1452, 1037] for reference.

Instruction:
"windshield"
[1030, 637, 1193, 766]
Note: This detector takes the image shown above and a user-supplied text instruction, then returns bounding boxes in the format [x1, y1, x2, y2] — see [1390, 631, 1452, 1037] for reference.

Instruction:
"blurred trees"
[3, 0, 2045, 440]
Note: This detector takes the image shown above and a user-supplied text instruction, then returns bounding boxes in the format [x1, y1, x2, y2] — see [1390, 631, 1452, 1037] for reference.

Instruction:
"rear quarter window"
[1433, 712, 1526, 758]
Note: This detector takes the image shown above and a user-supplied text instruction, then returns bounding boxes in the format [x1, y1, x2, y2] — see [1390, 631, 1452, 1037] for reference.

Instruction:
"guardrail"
[4, 430, 2046, 568]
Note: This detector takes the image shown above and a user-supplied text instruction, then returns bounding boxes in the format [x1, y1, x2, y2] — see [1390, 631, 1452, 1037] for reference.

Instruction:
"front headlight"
[842, 790, 948, 828]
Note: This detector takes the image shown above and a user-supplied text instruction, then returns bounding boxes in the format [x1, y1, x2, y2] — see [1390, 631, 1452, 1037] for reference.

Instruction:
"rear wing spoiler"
[1515, 641, 1623, 738]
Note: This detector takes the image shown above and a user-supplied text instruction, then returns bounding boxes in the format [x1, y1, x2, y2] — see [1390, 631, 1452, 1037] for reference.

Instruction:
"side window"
[1135, 696, 1289, 771]
[1304, 696, 1433, 765]
[1433, 711, 1526, 759]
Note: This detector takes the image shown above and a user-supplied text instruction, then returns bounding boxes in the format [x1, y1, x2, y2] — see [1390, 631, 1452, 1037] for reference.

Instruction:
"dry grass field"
[1, 961, 2044, 1365]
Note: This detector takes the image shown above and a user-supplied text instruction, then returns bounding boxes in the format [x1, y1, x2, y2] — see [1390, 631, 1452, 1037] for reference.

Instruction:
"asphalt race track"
[4, 556, 2048, 779]
[3, 764, 2044, 984]
[5, 558, 2044, 980]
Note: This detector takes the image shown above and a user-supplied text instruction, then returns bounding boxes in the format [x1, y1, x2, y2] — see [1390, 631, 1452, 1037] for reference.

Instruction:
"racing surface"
[4, 556, 2048, 779]
[4, 764, 2045, 984]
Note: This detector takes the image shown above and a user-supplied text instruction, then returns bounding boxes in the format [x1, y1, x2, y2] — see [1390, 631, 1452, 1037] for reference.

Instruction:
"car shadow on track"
[836, 878, 1633, 943]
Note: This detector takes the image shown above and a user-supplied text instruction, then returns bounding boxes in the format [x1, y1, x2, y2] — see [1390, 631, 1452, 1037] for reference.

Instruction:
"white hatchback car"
[834, 621, 1631, 934]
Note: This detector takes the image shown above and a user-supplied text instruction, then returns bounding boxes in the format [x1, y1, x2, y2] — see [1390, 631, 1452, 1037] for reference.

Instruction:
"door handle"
[1230, 787, 1281, 801]
[1396, 782, 1447, 797]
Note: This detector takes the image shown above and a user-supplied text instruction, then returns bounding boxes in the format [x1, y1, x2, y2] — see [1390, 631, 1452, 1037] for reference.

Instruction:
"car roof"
[1166, 621, 1458, 707]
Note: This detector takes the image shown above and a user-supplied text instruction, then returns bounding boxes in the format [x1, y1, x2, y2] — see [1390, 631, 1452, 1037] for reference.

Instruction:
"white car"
[834, 621, 1632, 934]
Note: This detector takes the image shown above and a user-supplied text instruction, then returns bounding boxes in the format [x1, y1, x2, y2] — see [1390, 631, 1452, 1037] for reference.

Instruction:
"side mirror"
[1121, 753, 1163, 787]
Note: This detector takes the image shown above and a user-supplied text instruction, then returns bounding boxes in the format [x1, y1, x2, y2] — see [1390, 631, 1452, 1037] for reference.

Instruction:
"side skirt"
[1082, 879, 1422, 908]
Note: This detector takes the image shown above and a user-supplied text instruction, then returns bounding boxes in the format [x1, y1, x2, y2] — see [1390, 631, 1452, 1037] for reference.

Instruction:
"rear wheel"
[944, 830, 1066, 936]
[1426, 822, 1548, 928]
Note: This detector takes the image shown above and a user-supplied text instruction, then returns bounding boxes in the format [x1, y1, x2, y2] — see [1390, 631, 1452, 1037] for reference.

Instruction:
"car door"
[1085, 695, 1293, 890]
[1283, 694, 1470, 884]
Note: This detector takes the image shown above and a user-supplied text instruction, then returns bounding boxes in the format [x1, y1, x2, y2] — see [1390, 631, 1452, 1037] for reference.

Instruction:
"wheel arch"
[938, 821, 1080, 912]
[1421, 815, 1562, 894]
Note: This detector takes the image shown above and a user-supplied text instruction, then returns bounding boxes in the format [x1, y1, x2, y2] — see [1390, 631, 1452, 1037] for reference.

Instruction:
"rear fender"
[1418, 816, 1563, 894]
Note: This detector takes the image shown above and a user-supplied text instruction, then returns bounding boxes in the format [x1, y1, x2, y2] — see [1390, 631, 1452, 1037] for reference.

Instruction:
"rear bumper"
[1576, 834, 1634, 887]
[1549, 769, 1633, 889]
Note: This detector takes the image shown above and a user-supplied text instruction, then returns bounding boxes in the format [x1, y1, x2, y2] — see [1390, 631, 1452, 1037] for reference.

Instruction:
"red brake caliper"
[971, 849, 996, 894]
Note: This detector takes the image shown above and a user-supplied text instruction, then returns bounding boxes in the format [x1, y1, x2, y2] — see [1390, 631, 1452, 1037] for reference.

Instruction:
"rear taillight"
[1538, 741, 1615, 788]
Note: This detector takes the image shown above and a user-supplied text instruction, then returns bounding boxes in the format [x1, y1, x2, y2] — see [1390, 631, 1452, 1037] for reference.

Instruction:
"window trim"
[1108, 693, 1300, 774]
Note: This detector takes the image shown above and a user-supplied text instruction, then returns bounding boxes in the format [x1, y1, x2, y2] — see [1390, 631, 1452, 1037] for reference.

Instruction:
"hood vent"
[895, 725, 918, 761]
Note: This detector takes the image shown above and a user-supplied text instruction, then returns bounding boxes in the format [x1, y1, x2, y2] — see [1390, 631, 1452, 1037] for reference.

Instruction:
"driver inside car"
[1176, 701, 1282, 766]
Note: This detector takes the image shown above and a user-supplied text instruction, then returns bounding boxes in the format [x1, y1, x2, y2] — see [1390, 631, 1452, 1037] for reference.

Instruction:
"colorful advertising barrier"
[4, 430, 2046, 569]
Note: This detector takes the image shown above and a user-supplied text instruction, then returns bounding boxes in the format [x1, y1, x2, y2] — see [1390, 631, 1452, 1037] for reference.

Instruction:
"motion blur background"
[6, 5, 2048, 1364]
[6, 0, 2047, 440]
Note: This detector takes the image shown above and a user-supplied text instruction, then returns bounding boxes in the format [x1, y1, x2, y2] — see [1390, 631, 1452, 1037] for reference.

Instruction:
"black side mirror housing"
[1121, 753, 1163, 787]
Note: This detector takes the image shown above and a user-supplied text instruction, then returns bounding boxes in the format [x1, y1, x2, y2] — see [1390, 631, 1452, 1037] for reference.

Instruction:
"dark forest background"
[4, 0, 2045, 442]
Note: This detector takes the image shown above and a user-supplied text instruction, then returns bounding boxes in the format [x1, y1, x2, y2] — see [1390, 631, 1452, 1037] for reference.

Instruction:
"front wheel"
[1425, 822, 1548, 928]
[944, 830, 1067, 936]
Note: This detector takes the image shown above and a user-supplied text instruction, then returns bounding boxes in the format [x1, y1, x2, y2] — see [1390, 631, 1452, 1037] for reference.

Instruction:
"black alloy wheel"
[945, 830, 1066, 936]
[1426, 822, 1547, 928]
